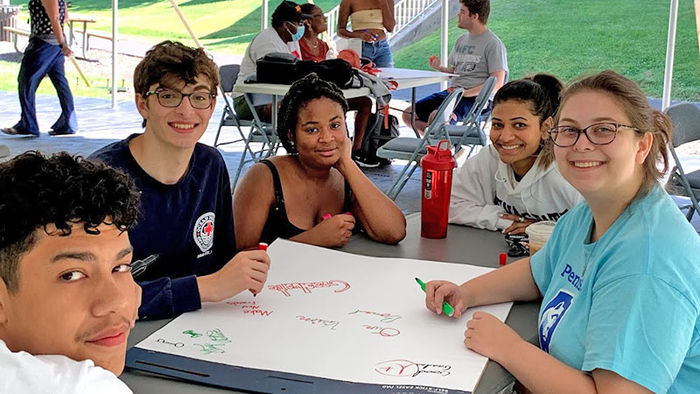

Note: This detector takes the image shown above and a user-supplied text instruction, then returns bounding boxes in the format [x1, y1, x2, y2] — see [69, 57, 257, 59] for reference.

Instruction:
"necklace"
[304, 36, 320, 50]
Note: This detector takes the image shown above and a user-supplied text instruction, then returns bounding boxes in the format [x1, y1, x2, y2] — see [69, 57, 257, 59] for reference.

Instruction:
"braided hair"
[278, 73, 349, 154]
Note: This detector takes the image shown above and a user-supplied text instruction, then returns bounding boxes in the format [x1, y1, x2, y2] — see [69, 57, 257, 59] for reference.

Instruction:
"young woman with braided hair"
[449, 74, 582, 235]
[233, 73, 405, 250]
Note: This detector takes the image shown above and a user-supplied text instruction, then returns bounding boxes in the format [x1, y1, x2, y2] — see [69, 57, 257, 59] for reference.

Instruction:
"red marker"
[250, 243, 269, 297]
[499, 253, 507, 266]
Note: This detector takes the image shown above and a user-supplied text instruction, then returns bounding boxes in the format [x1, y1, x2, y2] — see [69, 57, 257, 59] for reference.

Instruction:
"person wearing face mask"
[232, 0, 312, 122]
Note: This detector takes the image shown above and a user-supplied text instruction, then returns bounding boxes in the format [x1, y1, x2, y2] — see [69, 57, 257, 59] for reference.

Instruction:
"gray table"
[121, 213, 539, 393]
[0, 144, 9, 159]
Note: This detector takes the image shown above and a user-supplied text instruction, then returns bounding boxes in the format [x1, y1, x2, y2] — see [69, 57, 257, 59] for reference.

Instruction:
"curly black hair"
[277, 73, 349, 154]
[0, 152, 140, 293]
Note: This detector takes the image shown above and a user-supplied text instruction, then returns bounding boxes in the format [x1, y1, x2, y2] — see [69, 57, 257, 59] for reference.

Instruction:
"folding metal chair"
[214, 65, 277, 188]
[445, 76, 497, 158]
[664, 102, 700, 221]
[377, 88, 464, 200]
[214, 65, 253, 147]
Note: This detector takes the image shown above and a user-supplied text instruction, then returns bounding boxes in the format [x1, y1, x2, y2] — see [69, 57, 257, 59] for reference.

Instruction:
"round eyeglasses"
[548, 122, 640, 147]
[144, 88, 216, 109]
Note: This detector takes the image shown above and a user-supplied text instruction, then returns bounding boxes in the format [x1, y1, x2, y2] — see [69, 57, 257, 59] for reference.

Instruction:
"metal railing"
[325, 5, 340, 39]
[392, 0, 438, 36]
[324, 0, 437, 41]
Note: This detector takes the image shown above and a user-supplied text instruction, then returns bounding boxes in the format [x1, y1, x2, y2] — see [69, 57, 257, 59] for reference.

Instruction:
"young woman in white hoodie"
[449, 74, 582, 234]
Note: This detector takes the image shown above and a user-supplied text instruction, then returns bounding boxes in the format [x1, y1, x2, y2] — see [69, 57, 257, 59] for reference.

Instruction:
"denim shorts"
[362, 39, 393, 68]
[414, 89, 492, 123]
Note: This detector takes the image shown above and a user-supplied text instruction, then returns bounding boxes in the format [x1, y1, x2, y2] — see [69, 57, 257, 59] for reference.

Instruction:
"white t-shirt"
[233, 27, 294, 98]
[0, 339, 132, 394]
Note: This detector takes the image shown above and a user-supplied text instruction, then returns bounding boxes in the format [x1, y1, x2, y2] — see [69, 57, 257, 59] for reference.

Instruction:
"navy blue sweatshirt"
[91, 134, 236, 319]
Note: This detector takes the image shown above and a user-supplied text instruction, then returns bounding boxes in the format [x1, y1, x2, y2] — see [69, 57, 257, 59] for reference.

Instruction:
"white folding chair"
[377, 88, 464, 200]
[445, 76, 496, 158]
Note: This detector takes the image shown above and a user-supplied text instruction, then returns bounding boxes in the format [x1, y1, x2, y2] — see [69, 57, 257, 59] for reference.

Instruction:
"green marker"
[415, 277, 455, 317]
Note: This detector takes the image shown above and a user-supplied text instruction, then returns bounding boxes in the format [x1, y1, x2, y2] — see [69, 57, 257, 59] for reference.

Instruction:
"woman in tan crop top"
[337, 0, 396, 67]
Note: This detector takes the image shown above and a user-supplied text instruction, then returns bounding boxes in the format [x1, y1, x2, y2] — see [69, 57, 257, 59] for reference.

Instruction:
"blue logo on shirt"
[539, 290, 574, 352]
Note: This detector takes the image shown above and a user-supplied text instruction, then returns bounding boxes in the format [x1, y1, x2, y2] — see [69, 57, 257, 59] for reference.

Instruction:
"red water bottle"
[420, 140, 455, 239]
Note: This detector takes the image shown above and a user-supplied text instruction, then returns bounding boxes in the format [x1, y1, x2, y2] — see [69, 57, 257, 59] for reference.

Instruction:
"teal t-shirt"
[530, 185, 700, 393]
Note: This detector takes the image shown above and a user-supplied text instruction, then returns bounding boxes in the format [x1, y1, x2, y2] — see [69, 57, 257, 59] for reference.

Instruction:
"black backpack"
[255, 53, 361, 89]
[360, 111, 400, 160]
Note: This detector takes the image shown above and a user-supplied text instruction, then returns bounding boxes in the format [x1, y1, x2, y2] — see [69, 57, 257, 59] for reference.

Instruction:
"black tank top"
[259, 159, 354, 244]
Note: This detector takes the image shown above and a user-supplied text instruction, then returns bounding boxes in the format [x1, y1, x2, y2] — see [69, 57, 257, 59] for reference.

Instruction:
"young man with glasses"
[91, 41, 270, 320]
[232, 0, 312, 121]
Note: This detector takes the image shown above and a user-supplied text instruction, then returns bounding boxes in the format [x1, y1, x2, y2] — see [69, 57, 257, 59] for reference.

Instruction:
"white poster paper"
[135, 239, 512, 393]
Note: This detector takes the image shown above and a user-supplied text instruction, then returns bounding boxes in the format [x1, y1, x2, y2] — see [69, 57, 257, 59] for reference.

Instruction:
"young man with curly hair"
[91, 41, 271, 320]
[0, 152, 140, 392]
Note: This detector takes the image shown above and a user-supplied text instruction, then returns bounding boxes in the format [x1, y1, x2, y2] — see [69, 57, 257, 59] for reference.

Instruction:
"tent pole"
[168, 0, 202, 47]
[662, 0, 679, 111]
[695, 0, 700, 55]
[262, 0, 268, 30]
[440, 0, 448, 90]
[112, 0, 117, 109]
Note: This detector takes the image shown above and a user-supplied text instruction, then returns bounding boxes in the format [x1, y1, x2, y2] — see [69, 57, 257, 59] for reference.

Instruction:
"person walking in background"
[337, 0, 395, 68]
[2, 0, 77, 137]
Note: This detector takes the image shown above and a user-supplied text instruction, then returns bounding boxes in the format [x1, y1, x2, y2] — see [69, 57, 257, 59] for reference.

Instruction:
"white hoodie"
[449, 144, 582, 231]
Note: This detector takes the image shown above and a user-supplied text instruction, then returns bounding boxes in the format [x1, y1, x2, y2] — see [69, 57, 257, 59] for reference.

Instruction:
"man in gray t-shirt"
[402, 0, 508, 135]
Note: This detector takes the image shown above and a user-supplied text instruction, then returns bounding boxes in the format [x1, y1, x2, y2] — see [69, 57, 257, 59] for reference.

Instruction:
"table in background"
[121, 213, 539, 394]
[232, 67, 453, 137]
[66, 16, 96, 59]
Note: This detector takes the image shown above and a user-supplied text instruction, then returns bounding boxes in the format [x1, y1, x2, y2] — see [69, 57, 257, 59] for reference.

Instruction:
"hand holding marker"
[251, 242, 268, 297]
[415, 277, 455, 317]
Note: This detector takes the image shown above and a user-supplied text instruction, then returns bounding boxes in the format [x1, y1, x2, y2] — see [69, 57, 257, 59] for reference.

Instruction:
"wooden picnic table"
[67, 15, 95, 59]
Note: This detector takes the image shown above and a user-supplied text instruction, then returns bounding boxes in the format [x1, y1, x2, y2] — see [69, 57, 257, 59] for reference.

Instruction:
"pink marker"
[321, 213, 332, 221]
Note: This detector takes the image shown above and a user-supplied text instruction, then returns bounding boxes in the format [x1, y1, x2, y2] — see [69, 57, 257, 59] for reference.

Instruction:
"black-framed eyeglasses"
[144, 88, 216, 109]
[548, 122, 640, 147]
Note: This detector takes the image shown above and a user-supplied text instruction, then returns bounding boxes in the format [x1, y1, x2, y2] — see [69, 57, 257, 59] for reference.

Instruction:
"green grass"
[10, 0, 341, 54]
[394, 0, 700, 101]
[0, 61, 112, 98]
[5, 0, 699, 100]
